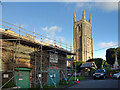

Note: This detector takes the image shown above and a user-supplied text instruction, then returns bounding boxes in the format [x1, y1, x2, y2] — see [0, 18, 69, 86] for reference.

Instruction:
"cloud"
[76, 2, 94, 9]
[95, 41, 118, 59]
[57, 36, 65, 42]
[14, 23, 28, 28]
[42, 25, 61, 36]
[95, 2, 118, 12]
[2, 1, 118, 12]
[1, 0, 119, 2]
[74, 2, 118, 12]
[21, 24, 28, 28]
[98, 41, 118, 48]
[42, 25, 66, 45]
[42, 27, 47, 31]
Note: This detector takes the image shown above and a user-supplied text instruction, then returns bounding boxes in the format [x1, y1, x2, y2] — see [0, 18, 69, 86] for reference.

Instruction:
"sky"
[1, 1, 119, 60]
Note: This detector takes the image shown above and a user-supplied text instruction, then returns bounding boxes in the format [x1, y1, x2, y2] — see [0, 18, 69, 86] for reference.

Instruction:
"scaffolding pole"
[0, 38, 22, 89]
[66, 41, 67, 79]
[34, 48, 36, 88]
[0, 20, 74, 89]
[40, 43, 42, 88]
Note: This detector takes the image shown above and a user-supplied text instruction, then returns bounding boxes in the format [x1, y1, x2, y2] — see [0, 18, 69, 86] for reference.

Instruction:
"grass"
[68, 76, 85, 81]
[42, 76, 85, 89]
[43, 85, 56, 88]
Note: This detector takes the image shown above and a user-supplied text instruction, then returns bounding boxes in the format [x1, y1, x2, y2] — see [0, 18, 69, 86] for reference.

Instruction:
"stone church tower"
[73, 8, 93, 62]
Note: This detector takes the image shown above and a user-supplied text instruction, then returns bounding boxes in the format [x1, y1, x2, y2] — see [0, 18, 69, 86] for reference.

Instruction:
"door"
[48, 69, 59, 86]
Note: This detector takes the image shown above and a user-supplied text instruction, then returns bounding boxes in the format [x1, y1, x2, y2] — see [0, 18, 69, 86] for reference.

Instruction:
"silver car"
[113, 72, 120, 79]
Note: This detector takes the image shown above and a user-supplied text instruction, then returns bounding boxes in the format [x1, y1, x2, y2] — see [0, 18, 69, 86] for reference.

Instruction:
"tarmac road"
[65, 78, 120, 89]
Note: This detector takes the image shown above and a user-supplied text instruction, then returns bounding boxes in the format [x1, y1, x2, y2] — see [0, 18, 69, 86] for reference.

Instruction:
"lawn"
[42, 76, 85, 89]
[68, 76, 85, 81]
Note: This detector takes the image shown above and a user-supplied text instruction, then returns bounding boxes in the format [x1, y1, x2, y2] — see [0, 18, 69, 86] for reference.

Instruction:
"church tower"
[73, 8, 93, 62]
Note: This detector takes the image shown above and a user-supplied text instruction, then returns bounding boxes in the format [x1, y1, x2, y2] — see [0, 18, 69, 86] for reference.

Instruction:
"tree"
[73, 61, 84, 72]
[106, 48, 115, 65]
[102, 59, 108, 67]
[86, 58, 106, 69]
[67, 55, 71, 59]
[94, 58, 103, 68]
[117, 47, 120, 65]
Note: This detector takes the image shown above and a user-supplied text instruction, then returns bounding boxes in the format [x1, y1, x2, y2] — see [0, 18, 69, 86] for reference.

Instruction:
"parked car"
[93, 69, 107, 79]
[113, 72, 120, 79]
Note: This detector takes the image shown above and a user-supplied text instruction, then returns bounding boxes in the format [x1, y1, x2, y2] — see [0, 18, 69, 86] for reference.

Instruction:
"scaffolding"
[0, 20, 75, 89]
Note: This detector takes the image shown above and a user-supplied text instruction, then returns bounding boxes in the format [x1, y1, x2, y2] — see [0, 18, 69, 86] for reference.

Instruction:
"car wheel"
[103, 76, 106, 79]
[93, 77, 96, 80]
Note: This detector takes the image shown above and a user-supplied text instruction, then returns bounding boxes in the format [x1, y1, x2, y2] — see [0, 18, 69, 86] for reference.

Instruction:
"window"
[79, 26, 80, 32]
[78, 24, 82, 32]
[81, 24, 82, 31]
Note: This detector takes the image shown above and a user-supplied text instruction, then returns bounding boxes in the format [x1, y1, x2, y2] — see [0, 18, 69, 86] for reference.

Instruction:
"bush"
[104, 67, 112, 75]
[104, 67, 120, 75]
[59, 80, 68, 85]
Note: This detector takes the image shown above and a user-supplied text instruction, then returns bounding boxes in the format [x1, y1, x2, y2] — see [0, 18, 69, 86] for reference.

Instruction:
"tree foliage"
[67, 55, 71, 59]
[117, 47, 120, 65]
[102, 59, 108, 66]
[106, 48, 116, 65]
[73, 61, 84, 72]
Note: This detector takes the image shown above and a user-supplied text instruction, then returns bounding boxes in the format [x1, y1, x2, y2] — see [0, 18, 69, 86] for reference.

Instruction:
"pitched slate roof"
[80, 62, 97, 68]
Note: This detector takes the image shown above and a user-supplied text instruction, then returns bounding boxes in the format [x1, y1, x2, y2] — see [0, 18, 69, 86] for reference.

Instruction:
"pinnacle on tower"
[89, 14, 92, 24]
[82, 8, 86, 20]
[74, 12, 77, 22]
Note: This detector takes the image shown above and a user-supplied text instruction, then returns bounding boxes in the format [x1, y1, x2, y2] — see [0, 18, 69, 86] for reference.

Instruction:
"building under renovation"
[0, 21, 75, 89]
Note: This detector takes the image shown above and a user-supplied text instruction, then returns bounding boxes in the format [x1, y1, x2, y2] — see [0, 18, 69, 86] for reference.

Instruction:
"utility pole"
[75, 54, 76, 81]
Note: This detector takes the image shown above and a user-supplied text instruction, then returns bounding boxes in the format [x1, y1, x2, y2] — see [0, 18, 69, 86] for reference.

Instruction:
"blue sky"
[1, 2, 118, 60]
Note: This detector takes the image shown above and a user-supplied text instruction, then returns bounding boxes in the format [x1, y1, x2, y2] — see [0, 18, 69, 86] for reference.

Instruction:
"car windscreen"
[95, 70, 104, 73]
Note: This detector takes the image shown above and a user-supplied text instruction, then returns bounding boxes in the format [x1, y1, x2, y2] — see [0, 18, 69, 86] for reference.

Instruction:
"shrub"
[105, 67, 120, 75]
